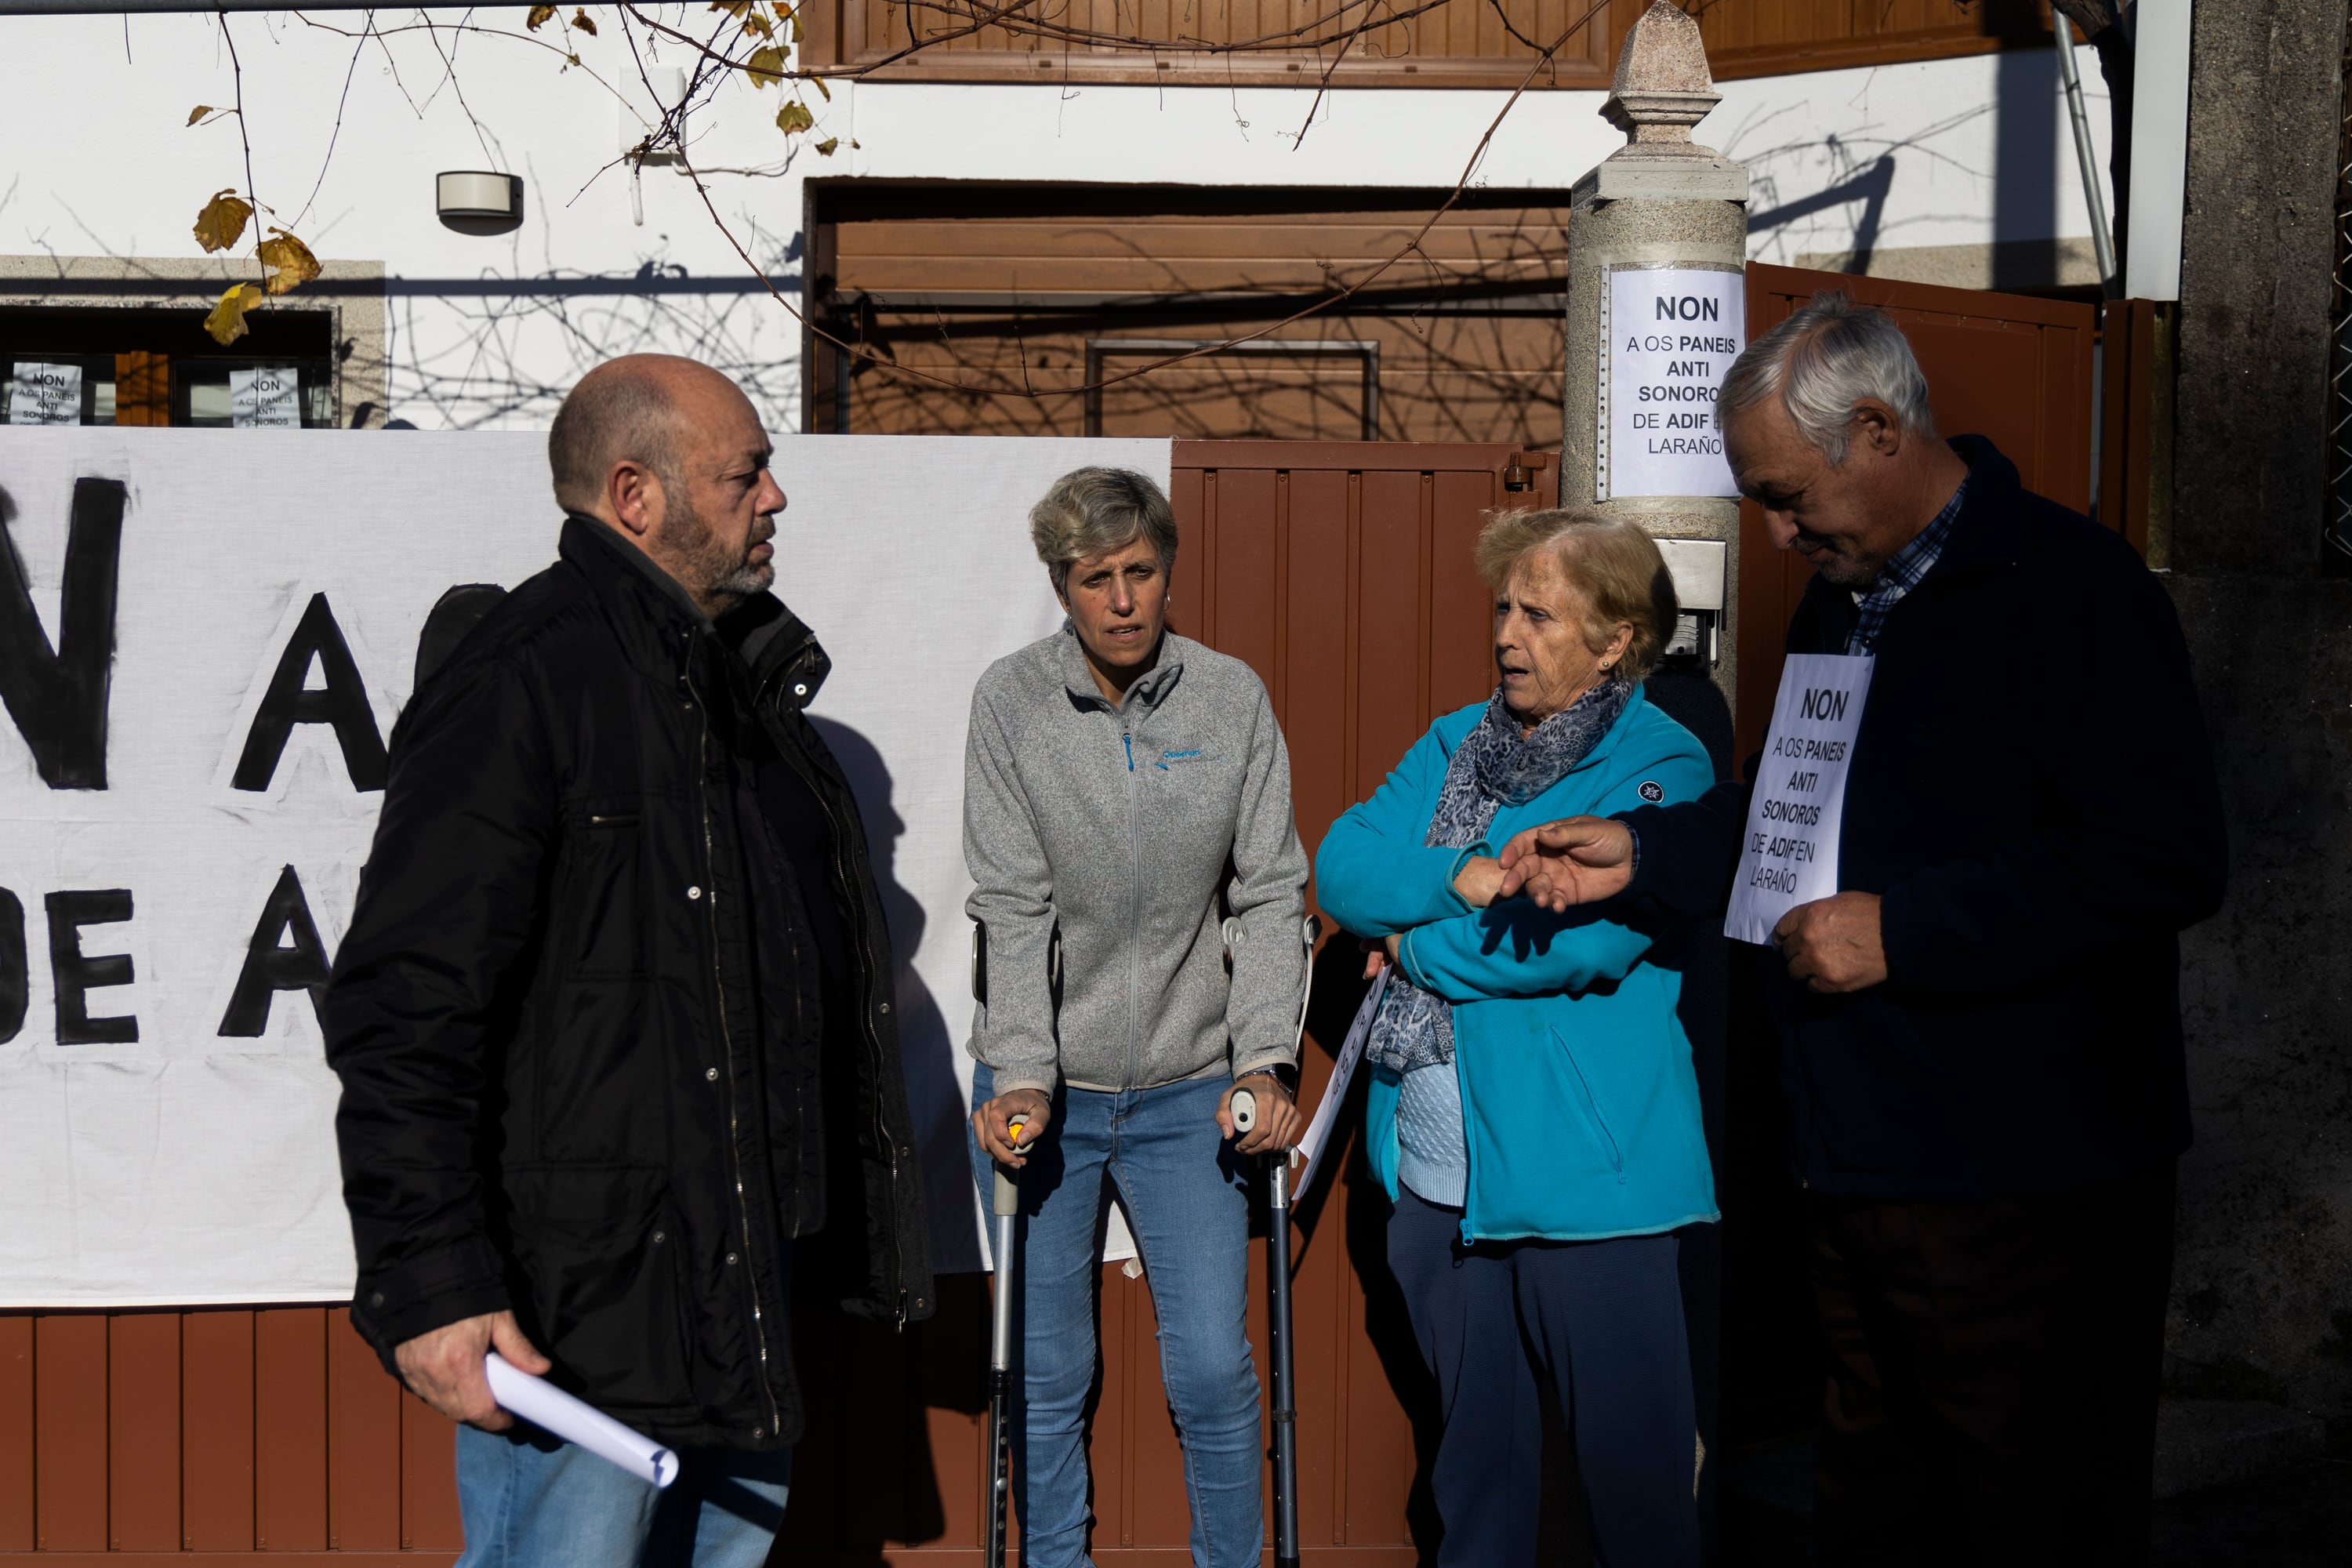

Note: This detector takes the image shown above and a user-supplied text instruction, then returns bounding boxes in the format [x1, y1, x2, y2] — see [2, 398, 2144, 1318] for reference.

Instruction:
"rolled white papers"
[1292, 967, 1389, 1199]
[484, 1352, 681, 1488]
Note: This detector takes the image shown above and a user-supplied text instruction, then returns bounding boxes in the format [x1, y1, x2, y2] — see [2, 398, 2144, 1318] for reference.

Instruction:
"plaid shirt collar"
[1846, 477, 1968, 655]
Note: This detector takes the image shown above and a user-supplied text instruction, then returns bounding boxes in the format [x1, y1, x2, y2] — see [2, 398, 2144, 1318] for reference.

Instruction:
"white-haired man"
[1497, 294, 2226, 1566]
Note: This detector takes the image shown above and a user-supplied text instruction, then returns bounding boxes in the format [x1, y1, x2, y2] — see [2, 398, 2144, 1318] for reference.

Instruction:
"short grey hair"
[1720, 291, 1936, 466]
[1029, 467, 1178, 596]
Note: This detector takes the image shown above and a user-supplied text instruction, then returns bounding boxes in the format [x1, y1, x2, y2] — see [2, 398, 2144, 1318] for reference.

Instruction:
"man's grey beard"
[667, 493, 775, 605]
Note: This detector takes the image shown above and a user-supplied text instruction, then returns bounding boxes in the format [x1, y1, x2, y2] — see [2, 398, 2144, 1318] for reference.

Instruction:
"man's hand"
[1773, 892, 1887, 993]
[1495, 817, 1635, 911]
[1218, 1071, 1302, 1156]
[394, 1310, 550, 1432]
[1451, 855, 1506, 909]
[974, 1087, 1052, 1167]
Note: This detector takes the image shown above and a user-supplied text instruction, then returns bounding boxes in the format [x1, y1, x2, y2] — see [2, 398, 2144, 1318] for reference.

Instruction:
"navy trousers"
[1387, 1185, 1700, 1568]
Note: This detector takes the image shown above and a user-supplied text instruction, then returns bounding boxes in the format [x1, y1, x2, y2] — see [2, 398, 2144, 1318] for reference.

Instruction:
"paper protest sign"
[230, 366, 303, 429]
[1597, 266, 1744, 500]
[1724, 652, 1875, 946]
[8, 362, 82, 426]
[1293, 966, 1388, 1200]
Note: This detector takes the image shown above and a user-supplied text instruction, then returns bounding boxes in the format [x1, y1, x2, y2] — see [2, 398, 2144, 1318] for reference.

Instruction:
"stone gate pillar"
[1561, 0, 1750, 718]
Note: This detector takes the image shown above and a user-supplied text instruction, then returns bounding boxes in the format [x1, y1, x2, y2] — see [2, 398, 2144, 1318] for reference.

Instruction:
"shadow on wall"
[777, 715, 983, 1566]
[808, 713, 984, 1276]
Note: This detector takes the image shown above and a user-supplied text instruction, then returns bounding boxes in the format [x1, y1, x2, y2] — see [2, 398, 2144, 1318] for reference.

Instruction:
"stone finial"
[1602, 0, 1722, 158]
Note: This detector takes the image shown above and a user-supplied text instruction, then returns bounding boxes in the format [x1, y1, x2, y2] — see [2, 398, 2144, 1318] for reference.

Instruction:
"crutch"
[1227, 913, 1319, 1568]
[985, 1107, 1027, 1567]
[974, 918, 1033, 1567]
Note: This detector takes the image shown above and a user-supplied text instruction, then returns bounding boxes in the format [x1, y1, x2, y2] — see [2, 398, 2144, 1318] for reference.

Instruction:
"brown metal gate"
[0, 441, 1553, 1565]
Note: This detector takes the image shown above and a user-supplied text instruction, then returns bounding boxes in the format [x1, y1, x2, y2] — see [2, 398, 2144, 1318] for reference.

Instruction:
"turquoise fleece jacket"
[1315, 686, 1719, 1243]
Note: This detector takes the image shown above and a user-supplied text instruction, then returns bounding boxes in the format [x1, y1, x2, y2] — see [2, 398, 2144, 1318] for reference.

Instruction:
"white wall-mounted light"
[437, 171, 524, 236]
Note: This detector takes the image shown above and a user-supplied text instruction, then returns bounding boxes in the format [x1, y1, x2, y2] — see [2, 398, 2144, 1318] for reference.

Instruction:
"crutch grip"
[1229, 1086, 1258, 1134]
[992, 1116, 1026, 1216]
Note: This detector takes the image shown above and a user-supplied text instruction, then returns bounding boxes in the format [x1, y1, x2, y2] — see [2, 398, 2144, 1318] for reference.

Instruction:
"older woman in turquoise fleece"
[1316, 507, 1716, 1568]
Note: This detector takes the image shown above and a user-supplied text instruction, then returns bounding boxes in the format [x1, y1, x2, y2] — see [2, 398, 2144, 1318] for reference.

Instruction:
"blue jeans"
[454, 1422, 789, 1568]
[969, 1063, 1262, 1568]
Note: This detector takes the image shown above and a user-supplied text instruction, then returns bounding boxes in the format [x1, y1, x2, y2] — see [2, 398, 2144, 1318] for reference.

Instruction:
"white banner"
[0, 427, 1169, 1305]
[1724, 652, 1875, 946]
[1597, 265, 1745, 501]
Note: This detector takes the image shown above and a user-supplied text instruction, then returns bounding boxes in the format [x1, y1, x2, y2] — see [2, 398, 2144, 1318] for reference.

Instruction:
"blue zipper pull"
[1123, 732, 1134, 771]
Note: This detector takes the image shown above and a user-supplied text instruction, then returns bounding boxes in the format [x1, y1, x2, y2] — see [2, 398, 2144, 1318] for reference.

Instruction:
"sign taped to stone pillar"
[1596, 264, 1744, 500]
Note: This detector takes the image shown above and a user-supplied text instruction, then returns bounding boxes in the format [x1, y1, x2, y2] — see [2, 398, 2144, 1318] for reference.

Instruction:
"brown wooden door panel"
[106, 1316, 180, 1552]
[182, 1310, 256, 1551]
[1735, 263, 2096, 767]
[254, 1308, 328, 1552]
[32, 1319, 105, 1552]
[0, 1318, 31, 1551]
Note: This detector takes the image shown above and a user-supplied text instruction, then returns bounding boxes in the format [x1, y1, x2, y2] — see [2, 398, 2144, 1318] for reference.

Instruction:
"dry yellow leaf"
[791, 14, 804, 42]
[203, 283, 264, 347]
[257, 227, 321, 296]
[741, 12, 771, 37]
[571, 8, 597, 34]
[525, 4, 556, 29]
[811, 73, 829, 100]
[775, 100, 814, 134]
[745, 45, 786, 87]
[815, 136, 839, 156]
[186, 104, 216, 126]
[192, 190, 253, 254]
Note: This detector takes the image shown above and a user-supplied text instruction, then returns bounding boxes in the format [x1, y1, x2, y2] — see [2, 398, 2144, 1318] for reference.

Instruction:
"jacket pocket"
[1546, 1026, 1626, 1183]
[502, 1163, 695, 1417]
[557, 795, 652, 978]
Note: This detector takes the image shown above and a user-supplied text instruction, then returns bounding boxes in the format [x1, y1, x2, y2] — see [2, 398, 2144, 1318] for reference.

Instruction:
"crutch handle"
[1230, 1087, 1258, 1134]
[992, 1116, 1026, 1216]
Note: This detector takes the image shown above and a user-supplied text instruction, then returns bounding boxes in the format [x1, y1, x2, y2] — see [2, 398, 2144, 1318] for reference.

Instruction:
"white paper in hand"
[1725, 652, 1875, 946]
[484, 1352, 681, 1489]
[1293, 967, 1390, 1199]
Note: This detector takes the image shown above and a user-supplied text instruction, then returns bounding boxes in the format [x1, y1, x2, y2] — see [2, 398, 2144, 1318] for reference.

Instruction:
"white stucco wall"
[0, 11, 2109, 430]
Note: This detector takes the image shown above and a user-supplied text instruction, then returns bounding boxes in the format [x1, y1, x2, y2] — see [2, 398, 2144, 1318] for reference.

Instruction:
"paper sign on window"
[8, 361, 83, 426]
[1725, 652, 1875, 946]
[231, 366, 303, 429]
[1597, 266, 1744, 500]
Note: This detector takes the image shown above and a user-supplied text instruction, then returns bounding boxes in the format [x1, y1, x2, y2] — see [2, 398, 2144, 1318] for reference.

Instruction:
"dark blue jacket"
[1617, 437, 2226, 1200]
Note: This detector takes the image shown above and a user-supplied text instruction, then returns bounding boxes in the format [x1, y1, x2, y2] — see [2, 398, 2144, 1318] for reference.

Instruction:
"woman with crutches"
[964, 466, 1309, 1568]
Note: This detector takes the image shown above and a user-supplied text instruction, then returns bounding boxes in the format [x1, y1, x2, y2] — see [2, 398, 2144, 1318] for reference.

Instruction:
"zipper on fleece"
[1123, 713, 1141, 1091]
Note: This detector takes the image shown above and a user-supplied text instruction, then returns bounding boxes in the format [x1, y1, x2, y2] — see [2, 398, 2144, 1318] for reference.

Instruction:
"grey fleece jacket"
[964, 626, 1308, 1095]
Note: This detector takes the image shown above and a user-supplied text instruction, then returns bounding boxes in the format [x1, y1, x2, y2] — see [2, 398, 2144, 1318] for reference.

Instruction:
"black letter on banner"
[218, 865, 333, 1036]
[233, 593, 389, 792]
[0, 477, 127, 790]
[0, 889, 26, 1044]
[47, 889, 136, 1045]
